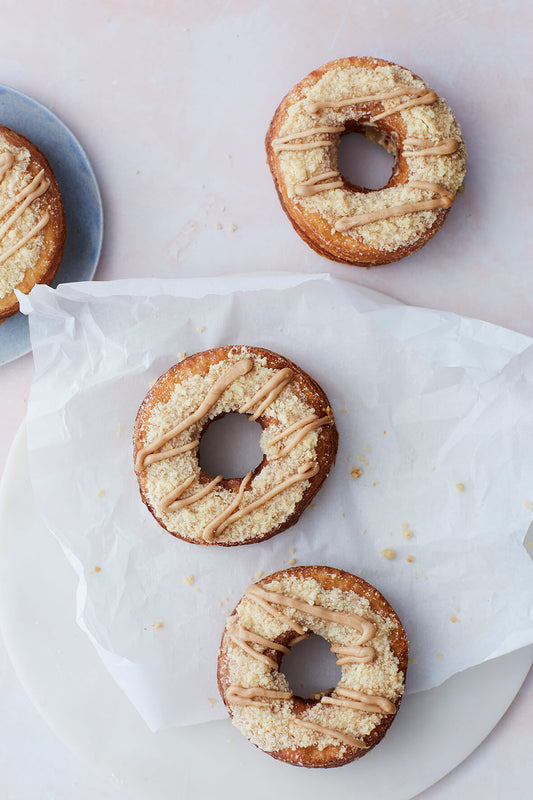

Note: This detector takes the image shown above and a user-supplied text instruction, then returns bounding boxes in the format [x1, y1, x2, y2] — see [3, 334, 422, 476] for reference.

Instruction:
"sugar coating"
[140, 347, 322, 544]
[274, 62, 466, 252]
[223, 574, 405, 755]
[0, 133, 46, 299]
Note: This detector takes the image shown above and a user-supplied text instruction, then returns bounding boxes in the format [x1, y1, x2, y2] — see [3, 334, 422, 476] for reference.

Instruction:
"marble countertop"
[1, 1, 532, 797]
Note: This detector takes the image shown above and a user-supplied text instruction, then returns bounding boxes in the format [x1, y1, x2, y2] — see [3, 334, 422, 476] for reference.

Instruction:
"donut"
[266, 56, 466, 267]
[217, 566, 408, 768]
[0, 125, 66, 321]
[133, 346, 338, 546]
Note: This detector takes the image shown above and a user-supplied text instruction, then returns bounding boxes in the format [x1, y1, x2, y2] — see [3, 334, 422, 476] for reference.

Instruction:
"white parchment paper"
[19, 274, 533, 730]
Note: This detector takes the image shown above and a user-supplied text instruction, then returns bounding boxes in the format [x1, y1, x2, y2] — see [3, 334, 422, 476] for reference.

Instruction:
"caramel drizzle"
[0, 166, 51, 265]
[306, 86, 437, 122]
[135, 358, 253, 471]
[143, 439, 199, 467]
[245, 585, 376, 645]
[0, 152, 14, 181]
[272, 125, 344, 153]
[321, 687, 396, 715]
[270, 412, 334, 460]
[229, 624, 290, 669]
[294, 171, 343, 197]
[203, 461, 319, 541]
[331, 644, 376, 665]
[239, 368, 293, 420]
[334, 180, 455, 232]
[202, 470, 253, 541]
[226, 686, 293, 707]
[404, 137, 459, 156]
[293, 718, 369, 749]
[163, 473, 223, 512]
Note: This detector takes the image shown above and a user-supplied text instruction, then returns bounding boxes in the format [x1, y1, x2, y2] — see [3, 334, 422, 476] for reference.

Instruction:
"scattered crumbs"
[226, 737, 232, 744]
[382, 549, 396, 560]
[218, 601, 223, 607]
[456, 483, 465, 492]
[177, 351, 187, 361]
[436, 653, 444, 659]
[396, 347, 402, 354]
[351, 467, 363, 479]
[152, 621, 164, 629]
[196, 325, 205, 333]
[309, 503, 316, 513]
[372, 481, 378, 487]
[184, 574, 195, 586]
[360, 528, 366, 535]
[402, 523, 413, 539]
[524, 500, 533, 510]
[408, 656, 416, 665]
[96, 490, 105, 498]
[117, 422, 124, 437]
[230, 224, 237, 232]
[195, 587, 201, 593]
[340, 406, 347, 412]
[383, 430, 387, 435]
[339, 512, 344, 519]
[208, 697, 219, 708]
[287, 558, 296, 566]
[277, 327, 283, 332]
[289, 548, 295, 555]
[135, 169, 140, 175]
[90, 566, 101, 574]
[358, 454, 369, 465]
[365, 445, 371, 453]
[450, 615, 460, 623]
[255, 569, 264, 580]
[406, 555, 414, 563]
[215, 223, 223, 230]
[430, 466, 435, 471]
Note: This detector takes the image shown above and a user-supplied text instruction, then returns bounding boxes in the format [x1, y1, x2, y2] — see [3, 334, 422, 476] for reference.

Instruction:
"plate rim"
[0, 82, 103, 365]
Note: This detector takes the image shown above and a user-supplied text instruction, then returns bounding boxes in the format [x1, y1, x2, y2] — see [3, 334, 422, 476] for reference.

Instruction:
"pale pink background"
[1, 1, 532, 798]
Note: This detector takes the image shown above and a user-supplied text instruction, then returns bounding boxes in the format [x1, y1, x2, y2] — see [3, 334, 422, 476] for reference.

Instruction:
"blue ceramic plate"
[0, 85, 103, 364]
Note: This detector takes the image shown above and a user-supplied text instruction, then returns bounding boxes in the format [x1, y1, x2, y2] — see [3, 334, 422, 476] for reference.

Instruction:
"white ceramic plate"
[0, 423, 531, 799]
[0, 85, 103, 364]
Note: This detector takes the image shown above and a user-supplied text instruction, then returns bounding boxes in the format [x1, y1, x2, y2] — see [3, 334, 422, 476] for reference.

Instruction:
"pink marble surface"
[1, 1, 532, 797]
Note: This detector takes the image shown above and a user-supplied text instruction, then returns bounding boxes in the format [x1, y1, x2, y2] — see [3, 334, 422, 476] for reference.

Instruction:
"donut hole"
[280, 633, 342, 701]
[337, 127, 397, 191]
[198, 412, 264, 480]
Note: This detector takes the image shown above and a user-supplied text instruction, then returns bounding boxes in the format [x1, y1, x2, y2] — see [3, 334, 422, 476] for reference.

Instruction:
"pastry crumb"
[450, 615, 459, 623]
[184, 574, 195, 586]
[360, 528, 366, 535]
[339, 511, 344, 519]
[436, 652, 444, 659]
[152, 621, 164, 629]
[287, 558, 296, 566]
[456, 483, 465, 492]
[208, 697, 219, 708]
[402, 523, 413, 539]
[372, 481, 378, 487]
[406, 555, 414, 563]
[524, 500, 532, 510]
[96, 490, 104, 498]
[340, 406, 347, 412]
[230, 224, 237, 232]
[215, 223, 223, 230]
[351, 467, 363, 479]
[177, 351, 187, 361]
[382, 548, 396, 560]
[91, 566, 101, 574]
[255, 570, 264, 580]
[196, 325, 205, 333]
